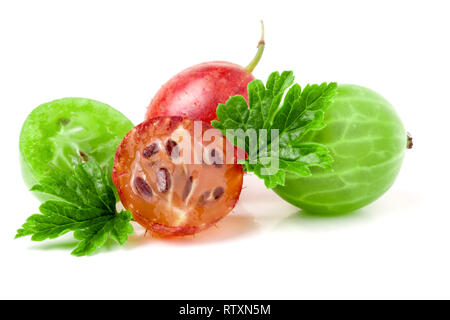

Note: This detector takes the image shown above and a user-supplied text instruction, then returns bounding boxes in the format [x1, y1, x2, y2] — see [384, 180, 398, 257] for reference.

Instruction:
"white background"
[0, 0, 449, 299]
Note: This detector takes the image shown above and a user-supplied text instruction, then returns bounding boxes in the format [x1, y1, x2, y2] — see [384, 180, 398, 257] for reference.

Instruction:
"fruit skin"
[113, 116, 244, 236]
[145, 62, 255, 122]
[273, 85, 407, 215]
[19, 97, 134, 193]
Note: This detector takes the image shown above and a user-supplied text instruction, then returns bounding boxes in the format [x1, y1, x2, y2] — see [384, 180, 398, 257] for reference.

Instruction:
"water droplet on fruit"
[157, 168, 171, 193]
[213, 186, 224, 199]
[135, 177, 152, 197]
[143, 143, 159, 158]
[165, 139, 179, 159]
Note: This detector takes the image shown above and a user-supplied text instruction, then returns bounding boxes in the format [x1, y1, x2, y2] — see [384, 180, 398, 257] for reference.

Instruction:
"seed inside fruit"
[157, 168, 171, 193]
[59, 118, 70, 126]
[182, 176, 193, 201]
[165, 139, 179, 159]
[143, 143, 159, 158]
[113, 117, 244, 236]
[198, 191, 210, 205]
[134, 177, 152, 197]
[79, 151, 88, 162]
[213, 186, 224, 199]
[210, 149, 223, 168]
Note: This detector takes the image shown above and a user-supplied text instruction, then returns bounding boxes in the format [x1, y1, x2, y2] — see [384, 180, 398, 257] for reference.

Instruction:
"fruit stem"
[407, 132, 413, 149]
[245, 21, 265, 73]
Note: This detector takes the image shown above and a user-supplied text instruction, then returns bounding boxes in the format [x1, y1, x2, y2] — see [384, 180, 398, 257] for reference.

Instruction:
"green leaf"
[16, 160, 134, 256]
[109, 211, 134, 245]
[212, 71, 337, 188]
[71, 216, 115, 257]
[30, 161, 115, 211]
[71, 211, 133, 256]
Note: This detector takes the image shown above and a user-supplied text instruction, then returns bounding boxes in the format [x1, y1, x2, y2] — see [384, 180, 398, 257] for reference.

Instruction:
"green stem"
[245, 21, 265, 73]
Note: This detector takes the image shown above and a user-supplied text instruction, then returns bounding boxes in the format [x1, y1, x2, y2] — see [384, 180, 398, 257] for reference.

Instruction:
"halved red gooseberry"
[112, 117, 244, 236]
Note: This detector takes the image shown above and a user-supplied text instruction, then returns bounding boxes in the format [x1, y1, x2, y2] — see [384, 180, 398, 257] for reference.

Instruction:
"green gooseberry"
[273, 85, 409, 215]
[19, 98, 133, 195]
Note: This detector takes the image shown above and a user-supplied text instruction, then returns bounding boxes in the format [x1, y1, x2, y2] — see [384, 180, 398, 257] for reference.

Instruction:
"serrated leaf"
[212, 71, 337, 188]
[80, 161, 116, 212]
[17, 160, 134, 256]
[109, 211, 134, 245]
[30, 161, 115, 211]
[251, 164, 286, 189]
[71, 211, 133, 256]
[72, 217, 114, 256]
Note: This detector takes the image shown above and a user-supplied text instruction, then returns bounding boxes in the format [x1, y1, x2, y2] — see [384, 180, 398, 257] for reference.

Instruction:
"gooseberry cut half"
[112, 117, 244, 236]
[19, 97, 134, 191]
